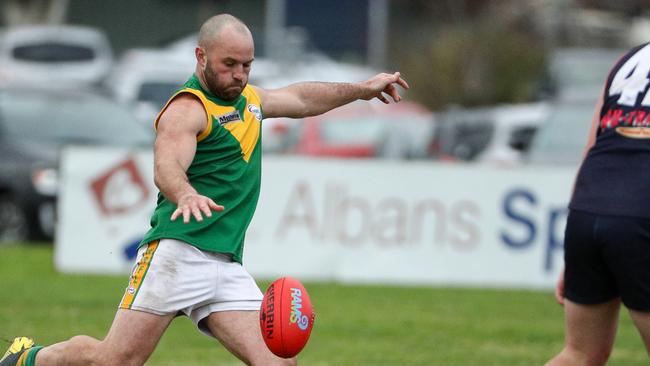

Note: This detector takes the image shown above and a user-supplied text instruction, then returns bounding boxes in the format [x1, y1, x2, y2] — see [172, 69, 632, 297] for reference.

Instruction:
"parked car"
[162, 32, 378, 89]
[0, 87, 152, 243]
[0, 25, 113, 88]
[261, 117, 301, 154]
[280, 100, 434, 159]
[430, 102, 549, 164]
[105, 48, 193, 126]
[106, 46, 284, 126]
[526, 96, 598, 165]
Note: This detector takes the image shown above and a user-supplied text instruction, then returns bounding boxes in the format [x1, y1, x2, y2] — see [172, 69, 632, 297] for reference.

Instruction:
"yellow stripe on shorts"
[119, 240, 159, 309]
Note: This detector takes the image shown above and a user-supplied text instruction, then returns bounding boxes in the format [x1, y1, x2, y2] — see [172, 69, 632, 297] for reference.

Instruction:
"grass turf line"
[0, 244, 647, 365]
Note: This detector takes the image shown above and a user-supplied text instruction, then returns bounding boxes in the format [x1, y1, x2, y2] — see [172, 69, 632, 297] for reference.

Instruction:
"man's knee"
[94, 340, 151, 366]
[63, 336, 101, 364]
[68, 335, 99, 347]
[65, 335, 145, 366]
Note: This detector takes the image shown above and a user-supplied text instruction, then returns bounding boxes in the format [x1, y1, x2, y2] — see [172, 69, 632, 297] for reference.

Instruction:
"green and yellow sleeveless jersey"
[140, 74, 263, 263]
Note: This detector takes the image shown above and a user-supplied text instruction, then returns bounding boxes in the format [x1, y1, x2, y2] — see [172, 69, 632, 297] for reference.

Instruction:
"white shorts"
[119, 238, 263, 337]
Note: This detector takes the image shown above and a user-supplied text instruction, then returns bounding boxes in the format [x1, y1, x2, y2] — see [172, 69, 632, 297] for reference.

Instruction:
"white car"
[163, 33, 378, 88]
[432, 102, 549, 165]
[108, 43, 284, 126]
[105, 48, 194, 126]
[0, 25, 113, 87]
[526, 96, 598, 166]
[112, 33, 381, 129]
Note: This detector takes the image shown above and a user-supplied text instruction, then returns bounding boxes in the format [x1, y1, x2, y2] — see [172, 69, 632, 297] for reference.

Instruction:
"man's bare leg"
[34, 309, 174, 366]
[546, 299, 620, 366]
[203, 310, 297, 366]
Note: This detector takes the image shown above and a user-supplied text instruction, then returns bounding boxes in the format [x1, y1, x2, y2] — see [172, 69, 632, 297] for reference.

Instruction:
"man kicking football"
[1, 13, 408, 366]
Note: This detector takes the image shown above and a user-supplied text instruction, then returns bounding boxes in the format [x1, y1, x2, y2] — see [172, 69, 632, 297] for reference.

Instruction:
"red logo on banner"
[90, 158, 149, 216]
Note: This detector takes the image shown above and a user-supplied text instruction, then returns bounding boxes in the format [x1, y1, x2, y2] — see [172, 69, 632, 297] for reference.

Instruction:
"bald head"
[198, 14, 252, 50]
[194, 14, 255, 101]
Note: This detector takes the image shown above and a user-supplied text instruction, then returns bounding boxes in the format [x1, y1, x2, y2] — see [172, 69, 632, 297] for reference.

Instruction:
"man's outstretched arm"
[256, 72, 409, 119]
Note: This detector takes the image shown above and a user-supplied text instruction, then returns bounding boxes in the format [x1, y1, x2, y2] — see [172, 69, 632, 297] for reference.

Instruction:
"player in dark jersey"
[546, 44, 650, 365]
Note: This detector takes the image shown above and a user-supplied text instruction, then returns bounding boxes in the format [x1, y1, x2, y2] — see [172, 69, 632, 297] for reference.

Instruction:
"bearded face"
[195, 23, 254, 101]
[202, 56, 248, 101]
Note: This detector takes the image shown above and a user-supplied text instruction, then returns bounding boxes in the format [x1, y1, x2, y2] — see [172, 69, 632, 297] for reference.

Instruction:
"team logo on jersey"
[247, 104, 262, 121]
[216, 111, 242, 126]
[616, 126, 650, 139]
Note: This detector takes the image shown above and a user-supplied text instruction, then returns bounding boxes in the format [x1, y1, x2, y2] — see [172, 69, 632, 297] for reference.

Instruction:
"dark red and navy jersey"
[570, 43, 650, 218]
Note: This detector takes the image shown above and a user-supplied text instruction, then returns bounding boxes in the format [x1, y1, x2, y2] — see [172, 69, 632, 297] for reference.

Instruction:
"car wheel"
[0, 195, 29, 243]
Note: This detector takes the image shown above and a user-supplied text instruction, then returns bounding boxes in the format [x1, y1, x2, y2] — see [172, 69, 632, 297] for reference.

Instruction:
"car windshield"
[137, 81, 182, 108]
[432, 115, 495, 161]
[12, 43, 96, 62]
[527, 102, 595, 164]
[0, 89, 153, 147]
[320, 117, 386, 145]
[508, 126, 538, 152]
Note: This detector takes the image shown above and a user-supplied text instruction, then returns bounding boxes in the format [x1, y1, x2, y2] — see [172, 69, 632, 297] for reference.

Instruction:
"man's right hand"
[171, 192, 224, 224]
[361, 72, 410, 104]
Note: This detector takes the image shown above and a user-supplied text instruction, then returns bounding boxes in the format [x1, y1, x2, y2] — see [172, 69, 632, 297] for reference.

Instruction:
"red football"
[259, 276, 315, 358]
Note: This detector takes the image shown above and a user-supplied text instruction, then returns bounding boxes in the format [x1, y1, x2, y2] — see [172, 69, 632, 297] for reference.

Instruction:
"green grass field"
[0, 244, 647, 365]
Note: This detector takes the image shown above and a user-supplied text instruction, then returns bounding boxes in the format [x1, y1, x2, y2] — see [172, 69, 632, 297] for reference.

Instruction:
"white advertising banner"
[56, 147, 156, 274]
[57, 146, 575, 288]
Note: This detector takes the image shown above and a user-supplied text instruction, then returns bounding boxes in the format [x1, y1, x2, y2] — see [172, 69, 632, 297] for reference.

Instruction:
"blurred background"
[3, 1, 650, 364]
[0, 0, 650, 274]
[2, 0, 648, 244]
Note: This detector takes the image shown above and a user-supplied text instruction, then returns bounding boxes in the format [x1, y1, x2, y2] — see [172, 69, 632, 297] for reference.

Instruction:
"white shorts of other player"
[119, 238, 263, 337]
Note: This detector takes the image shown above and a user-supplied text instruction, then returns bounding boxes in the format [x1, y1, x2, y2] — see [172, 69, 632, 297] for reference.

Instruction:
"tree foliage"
[399, 20, 547, 111]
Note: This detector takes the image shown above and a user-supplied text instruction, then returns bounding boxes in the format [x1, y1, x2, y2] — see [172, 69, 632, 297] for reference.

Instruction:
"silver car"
[0, 25, 113, 87]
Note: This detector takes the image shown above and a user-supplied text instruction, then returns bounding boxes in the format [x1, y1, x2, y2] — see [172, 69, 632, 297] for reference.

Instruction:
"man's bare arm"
[154, 94, 224, 223]
[257, 72, 409, 119]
